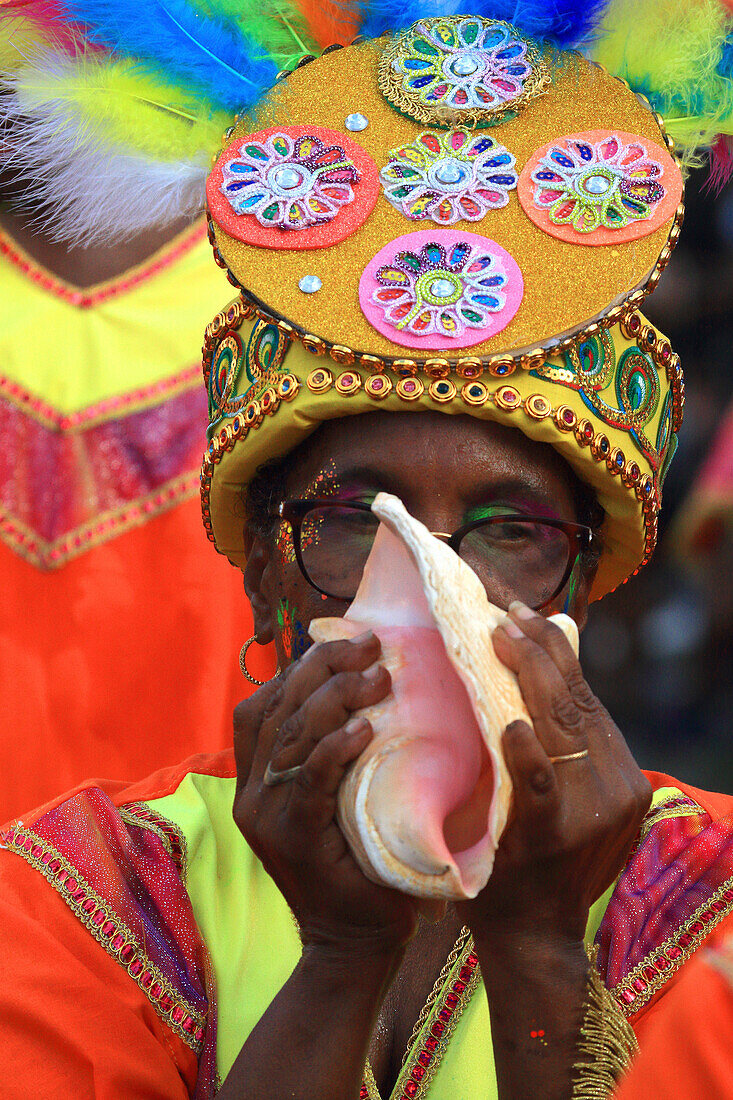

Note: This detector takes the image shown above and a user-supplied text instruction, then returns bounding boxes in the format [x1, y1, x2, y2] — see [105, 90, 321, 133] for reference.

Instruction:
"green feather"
[191, 0, 318, 68]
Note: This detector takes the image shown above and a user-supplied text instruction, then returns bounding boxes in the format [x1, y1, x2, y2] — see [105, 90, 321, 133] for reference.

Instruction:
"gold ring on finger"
[548, 749, 589, 764]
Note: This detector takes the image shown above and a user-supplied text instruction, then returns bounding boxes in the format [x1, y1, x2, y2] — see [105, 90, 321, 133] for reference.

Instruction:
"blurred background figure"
[583, 170, 733, 792]
[0, 3, 273, 821]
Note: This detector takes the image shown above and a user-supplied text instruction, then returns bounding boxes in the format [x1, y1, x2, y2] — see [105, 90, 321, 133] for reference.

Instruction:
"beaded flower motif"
[220, 133, 360, 230]
[381, 130, 518, 224]
[372, 240, 508, 338]
[388, 18, 533, 116]
[531, 136, 665, 234]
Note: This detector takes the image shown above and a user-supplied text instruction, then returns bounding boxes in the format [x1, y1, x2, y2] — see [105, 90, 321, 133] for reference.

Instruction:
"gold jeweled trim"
[200, 362, 663, 580]
[611, 875, 733, 1016]
[120, 803, 190, 887]
[391, 930, 480, 1099]
[0, 822, 207, 1052]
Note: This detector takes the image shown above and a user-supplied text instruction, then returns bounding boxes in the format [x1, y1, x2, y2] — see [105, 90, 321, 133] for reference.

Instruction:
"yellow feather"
[14, 49, 229, 163]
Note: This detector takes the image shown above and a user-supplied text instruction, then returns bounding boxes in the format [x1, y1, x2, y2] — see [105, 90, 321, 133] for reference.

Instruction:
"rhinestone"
[430, 278, 455, 298]
[452, 55, 479, 76]
[435, 161, 465, 185]
[299, 275, 322, 293]
[345, 113, 368, 131]
[584, 173, 612, 195]
[274, 167, 303, 190]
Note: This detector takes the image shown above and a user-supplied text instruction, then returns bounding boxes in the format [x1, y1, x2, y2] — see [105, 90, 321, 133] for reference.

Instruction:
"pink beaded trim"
[631, 794, 704, 854]
[394, 939, 480, 1098]
[0, 222, 205, 308]
[611, 875, 733, 1016]
[0, 365, 200, 431]
[0, 822, 207, 1052]
[1, 470, 199, 569]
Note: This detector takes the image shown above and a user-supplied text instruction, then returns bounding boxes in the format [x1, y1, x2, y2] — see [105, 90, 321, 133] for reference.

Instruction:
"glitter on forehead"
[275, 458, 341, 565]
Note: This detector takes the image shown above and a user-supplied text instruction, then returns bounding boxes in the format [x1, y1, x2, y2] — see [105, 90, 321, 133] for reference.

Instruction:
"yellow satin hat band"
[201, 297, 681, 602]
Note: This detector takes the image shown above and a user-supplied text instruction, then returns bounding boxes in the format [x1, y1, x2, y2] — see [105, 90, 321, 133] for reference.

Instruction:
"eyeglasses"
[277, 499, 593, 610]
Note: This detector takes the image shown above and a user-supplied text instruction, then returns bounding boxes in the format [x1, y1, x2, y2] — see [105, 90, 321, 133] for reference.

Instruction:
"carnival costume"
[1, 0, 733, 1097]
[0, 12, 266, 819]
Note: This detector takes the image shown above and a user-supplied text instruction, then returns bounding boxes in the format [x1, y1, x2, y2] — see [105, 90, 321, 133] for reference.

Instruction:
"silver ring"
[263, 761, 304, 787]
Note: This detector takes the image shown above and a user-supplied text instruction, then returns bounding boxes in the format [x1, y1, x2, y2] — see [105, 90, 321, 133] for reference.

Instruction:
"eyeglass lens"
[297, 505, 574, 609]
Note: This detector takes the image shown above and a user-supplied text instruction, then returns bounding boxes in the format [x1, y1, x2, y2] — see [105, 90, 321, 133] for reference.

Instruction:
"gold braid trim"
[572, 946, 639, 1099]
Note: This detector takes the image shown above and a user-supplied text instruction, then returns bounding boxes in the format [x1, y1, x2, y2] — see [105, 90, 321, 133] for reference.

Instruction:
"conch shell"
[309, 493, 579, 900]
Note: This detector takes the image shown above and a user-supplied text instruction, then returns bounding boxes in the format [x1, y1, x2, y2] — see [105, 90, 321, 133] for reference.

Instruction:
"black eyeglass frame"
[276, 498, 594, 610]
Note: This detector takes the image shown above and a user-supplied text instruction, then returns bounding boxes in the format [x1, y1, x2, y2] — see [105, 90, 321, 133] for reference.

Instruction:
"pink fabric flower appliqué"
[381, 130, 518, 225]
[374, 239, 505, 338]
[220, 132, 360, 231]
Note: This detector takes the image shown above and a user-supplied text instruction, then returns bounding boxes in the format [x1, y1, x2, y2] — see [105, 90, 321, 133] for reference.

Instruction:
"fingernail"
[363, 663, 384, 682]
[352, 630, 375, 645]
[509, 600, 537, 621]
[499, 617, 524, 639]
[345, 717, 369, 736]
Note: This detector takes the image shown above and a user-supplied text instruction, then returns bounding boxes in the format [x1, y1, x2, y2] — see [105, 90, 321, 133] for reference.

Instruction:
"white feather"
[0, 91, 207, 243]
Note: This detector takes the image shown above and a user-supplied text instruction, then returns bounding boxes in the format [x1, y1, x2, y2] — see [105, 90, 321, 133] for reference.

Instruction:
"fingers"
[269, 663, 391, 772]
[233, 676, 285, 789]
[502, 720, 561, 825]
[250, 631, 385, 778]
[288, 717, 373, 832]
[493, 607, 589, 756]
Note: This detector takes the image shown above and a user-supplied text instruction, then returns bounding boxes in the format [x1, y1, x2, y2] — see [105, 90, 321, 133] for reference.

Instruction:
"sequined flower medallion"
[381, 130, 518, 224]
[372, 240, 509, 338]
[220, 132, 360, 230]
[531, 136, 665, 234]
[379, 17, 549, 127]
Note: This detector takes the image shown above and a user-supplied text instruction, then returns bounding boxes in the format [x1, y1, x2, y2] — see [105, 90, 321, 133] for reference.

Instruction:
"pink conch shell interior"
[309, 493, 579, 900]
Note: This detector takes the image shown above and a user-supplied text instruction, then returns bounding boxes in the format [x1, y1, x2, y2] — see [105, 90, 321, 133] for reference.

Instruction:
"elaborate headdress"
[3, 0, 732, 599]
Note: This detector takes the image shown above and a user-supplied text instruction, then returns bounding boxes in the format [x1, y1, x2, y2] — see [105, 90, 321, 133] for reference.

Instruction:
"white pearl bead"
[274, 167, 302, 190]
[345, 113, 368, 131]
[299, 275, 322, 293]
[435, 161, 465, 185]
[584, 173, 611, 195]
[452, 55, 479, 76]
[430, 278, 455, 298]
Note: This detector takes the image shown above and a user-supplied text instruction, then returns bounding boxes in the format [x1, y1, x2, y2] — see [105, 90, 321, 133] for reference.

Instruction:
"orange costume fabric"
[0, 760, 731, 1099]
[0, 223, 275, 820]
[614, 926, 733, 1099]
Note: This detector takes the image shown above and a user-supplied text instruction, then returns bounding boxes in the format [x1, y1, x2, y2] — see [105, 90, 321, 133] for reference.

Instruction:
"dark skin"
[221, 411, 652, 1100]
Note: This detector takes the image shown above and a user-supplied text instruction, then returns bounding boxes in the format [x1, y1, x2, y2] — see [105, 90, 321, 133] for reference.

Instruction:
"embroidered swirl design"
[531, 136, 665, 234]
[379, 17, 550, 127]
[372, 239, 508, 339]
[381, 130, 518, 224]
[220, 133, 360, 230]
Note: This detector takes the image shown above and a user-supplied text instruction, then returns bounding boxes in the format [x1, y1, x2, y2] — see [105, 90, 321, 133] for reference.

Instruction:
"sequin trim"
[120, 803, 189, 887]
[635, 795, 705, 846]
[1, 470, 200, 569]
[0, 365, 200, 431]
[611, 876, 733, 1016]
[0, 822, 207, 1052]
[0, 222, 205, 308]
[200, 304, 672, 581]
[392, 936, 480, 1098]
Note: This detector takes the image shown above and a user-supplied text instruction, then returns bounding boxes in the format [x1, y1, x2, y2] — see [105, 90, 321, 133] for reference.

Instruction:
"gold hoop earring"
[239, 636, 281, 686]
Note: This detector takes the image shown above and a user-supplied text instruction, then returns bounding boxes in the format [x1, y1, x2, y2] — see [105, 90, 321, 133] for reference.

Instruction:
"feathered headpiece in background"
[1, 0, 732, 243]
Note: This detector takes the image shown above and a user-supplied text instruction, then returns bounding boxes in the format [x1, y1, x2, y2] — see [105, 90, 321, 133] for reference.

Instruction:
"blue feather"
[358, 1, 611, 49]
[57, 0, 278, 111]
